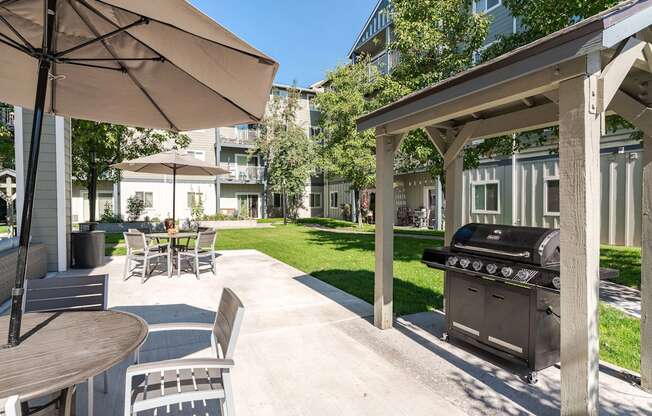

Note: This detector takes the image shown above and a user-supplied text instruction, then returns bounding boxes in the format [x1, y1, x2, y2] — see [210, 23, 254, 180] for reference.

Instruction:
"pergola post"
[558, 54, 602, 415]
[374, 131, 402, 329]
[444, 155, 464, 245]
[642, 134, 652, 391]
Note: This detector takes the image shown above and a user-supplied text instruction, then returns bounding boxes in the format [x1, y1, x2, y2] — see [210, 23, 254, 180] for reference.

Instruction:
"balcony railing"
[219, 163, 264, 183]
[220, 129, 259, 146]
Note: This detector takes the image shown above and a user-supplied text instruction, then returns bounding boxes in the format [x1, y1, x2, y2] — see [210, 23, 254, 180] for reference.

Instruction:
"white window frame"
[473, 0, 501, 14]
[187, 191, 204, 208]
[329, 191, 339, 209]
[272, 192, 282, 208]
[310, 192, 322, 209]
[79, 190, 113, 222]
[186, 149, 206, 161]
[235, 192, 262, 219]
[471, 180, 501, 214]
[134, 191, 154, 209]
[543, 176, 561, 217]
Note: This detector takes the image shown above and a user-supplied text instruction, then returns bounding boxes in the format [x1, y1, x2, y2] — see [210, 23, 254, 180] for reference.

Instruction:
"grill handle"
[453, 243, 531, 259]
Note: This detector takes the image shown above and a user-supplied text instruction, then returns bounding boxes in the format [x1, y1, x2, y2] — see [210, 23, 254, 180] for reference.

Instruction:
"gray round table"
[0, 310, 148, 402]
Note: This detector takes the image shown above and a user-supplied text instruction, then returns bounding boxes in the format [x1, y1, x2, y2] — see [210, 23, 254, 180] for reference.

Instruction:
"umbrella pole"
[172, 167, 176, 224]
[6, 0, 57, 348]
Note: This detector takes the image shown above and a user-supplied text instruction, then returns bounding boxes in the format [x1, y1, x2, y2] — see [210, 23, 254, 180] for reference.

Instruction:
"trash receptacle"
[71, 230, 105, 268]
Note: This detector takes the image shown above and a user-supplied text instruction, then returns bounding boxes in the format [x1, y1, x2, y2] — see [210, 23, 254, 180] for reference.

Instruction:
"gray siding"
[323, 181, 354, 219]
[485, 4, 514, 45]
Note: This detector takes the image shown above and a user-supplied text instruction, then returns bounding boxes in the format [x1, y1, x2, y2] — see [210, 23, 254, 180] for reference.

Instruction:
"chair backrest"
[212, 288, 244, 360]
[24, 275, 108, 313]
[196, 230, 217, 251]
[124, 232, 147, 251]
[0, 396, 20, 416]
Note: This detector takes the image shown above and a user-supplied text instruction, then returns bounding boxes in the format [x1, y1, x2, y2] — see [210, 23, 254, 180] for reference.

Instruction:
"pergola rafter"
[357, 1, 652, 414]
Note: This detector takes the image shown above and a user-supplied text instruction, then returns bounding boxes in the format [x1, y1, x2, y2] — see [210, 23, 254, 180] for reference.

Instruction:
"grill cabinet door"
[483, 284, 530, 359]
[447, 272, 485, 339]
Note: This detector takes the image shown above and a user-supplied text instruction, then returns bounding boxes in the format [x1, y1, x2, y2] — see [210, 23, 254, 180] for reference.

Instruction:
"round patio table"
[148, 231, 198, 269]
[0, 310, 148, 402]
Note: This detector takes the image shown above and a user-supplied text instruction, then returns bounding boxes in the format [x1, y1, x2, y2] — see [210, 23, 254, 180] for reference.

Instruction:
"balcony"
[219, 162, 264, 183]
[219, 128, 259, 147]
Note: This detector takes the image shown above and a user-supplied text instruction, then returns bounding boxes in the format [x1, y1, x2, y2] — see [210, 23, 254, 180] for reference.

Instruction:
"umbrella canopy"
[112, 149, 230, 176]
[0, 0, 278, 130]
[0, 0, 277, 347]
[113, 149, 230, 223]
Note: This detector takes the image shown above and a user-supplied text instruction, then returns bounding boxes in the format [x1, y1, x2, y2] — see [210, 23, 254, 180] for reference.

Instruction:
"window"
[473, 0, 501, 13]
[186, 150, 205, 160]
[272, 193, 282, 208]
[272, 88, 288, 99]
[310, 193, 322, 208]
[309, 126, 322, 138]
[471, 182, 499, 213]
[329, 192, 339, 209]
[544, 179, 560, 215]
[135, 191, 153, 208]
[187, 192, 203, 208]
[308, 95, 318, 111]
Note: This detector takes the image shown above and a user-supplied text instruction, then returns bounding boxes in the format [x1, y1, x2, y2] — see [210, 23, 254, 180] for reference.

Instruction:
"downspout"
[214, 128, 221, 215]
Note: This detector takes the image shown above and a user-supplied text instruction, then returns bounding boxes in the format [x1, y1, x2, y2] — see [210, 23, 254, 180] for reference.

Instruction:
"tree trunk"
[356, 190, 363, 228]
[282, 186, 287, 225]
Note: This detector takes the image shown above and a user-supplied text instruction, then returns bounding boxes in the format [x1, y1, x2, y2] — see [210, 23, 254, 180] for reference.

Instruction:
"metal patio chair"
[177, 229, 217, 279]
[23, 275, 109, 416]
[1, 393, 74, 416]
[124, 288, 245, 416]
[123, 232, 171, 283]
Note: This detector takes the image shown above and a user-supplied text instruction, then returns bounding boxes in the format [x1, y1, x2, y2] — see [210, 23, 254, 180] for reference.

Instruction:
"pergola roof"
[357, 0, 652, 136]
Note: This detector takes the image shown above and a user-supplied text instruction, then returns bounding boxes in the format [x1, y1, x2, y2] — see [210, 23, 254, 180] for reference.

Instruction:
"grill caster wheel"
[526, 371, 538, 385]
[441, 332, 449, 342]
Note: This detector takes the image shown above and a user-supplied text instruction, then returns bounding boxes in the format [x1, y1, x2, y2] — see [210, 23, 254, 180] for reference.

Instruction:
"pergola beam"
[469, 102, 560, 140]
[423, 126, 448, 155]
[378, 58, 586, 135]
[443, 122, 480, 168]
[598, 37, 647, 112]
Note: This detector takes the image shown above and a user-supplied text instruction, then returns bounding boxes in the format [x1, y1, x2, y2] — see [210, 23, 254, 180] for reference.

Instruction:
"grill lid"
[451, 223, 560, 266]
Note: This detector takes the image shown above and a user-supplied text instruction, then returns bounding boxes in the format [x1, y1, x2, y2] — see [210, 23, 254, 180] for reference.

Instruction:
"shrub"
[126, 196, 145, 222]
[99, 201, 122, 223]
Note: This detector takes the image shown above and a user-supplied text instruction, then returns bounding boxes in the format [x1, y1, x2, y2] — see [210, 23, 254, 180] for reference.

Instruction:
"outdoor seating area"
[3, 0, 652, 414]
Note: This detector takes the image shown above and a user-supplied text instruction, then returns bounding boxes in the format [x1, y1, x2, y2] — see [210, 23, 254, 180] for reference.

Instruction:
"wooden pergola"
[357, 0, 652, 414]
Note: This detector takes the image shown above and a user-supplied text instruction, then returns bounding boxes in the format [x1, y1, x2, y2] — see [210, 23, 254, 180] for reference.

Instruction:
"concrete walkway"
[52, 250, 650, 415]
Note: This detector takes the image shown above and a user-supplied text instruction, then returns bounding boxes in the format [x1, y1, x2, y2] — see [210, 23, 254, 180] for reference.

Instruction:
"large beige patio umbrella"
[112, 149, 229, 222]
[0, 0, 278, 347]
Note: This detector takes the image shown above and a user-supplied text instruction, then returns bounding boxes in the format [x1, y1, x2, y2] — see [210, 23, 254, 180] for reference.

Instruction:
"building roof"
[347, 0, 392, 59]
[357, 0, 652, 133]
[272, 83, 319, 95]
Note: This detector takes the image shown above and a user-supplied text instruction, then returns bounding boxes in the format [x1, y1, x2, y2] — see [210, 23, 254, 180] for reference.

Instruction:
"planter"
[198, 220, 259, 229]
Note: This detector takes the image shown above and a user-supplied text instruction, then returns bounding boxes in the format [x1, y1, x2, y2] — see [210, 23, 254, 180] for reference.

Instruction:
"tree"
[315, 58, 407, 226]
[388, 0, 493, 180]
[254, 86, 317, 224]
[0, 102, 14, 169]
[72, 121, 189, 223]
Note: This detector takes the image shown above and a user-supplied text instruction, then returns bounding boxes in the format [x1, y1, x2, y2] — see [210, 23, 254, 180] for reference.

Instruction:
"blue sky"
[190, 0, 378, 87]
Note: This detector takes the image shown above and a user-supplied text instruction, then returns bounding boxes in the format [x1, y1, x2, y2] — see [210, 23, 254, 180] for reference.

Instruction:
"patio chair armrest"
[126, 358, 234, 377]
[147, 322, 214, 333]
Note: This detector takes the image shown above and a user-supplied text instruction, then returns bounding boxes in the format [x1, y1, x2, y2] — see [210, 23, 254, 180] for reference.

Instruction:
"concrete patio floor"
[56, 250, 651, 415]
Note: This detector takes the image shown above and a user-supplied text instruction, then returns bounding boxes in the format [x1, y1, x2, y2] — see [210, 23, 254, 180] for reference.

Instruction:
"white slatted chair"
[23, 275, 108, 416]
[2, 391, 74, 415]
[123, 232, 171, 283]
[124, 288, 245, 416]
[177, 229, 217, 279]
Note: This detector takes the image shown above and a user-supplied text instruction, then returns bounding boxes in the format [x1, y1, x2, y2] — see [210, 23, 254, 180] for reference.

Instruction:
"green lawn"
[104, 224, 641, 372]
[0, 225, 8, 234]
[601, 245, 641, 289]
[296, 217, 445, 238]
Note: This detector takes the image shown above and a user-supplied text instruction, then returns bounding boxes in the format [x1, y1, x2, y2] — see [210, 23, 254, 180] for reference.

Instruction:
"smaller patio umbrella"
[112, 149, 229, 222]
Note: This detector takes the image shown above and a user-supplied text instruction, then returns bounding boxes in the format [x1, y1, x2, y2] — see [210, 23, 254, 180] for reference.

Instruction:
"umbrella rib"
[0, 31, 29, 54]
[67, 0, 179, 131]
[0, 14, 34, 51]
[93, 0, 276, 66]
[77, 0, 262, 123]
[59, 60, 124, 72]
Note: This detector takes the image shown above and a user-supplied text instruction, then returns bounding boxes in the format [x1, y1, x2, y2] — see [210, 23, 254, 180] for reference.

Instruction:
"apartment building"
[342, 0, 643, 246]
[72, 84, 323, 223]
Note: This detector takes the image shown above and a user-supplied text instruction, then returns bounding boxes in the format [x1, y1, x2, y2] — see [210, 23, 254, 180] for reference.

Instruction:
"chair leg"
[177, 253, 182, 278]
[88, 376, 94, 416]
[212, 252, 217, 277]
[103, 370, 108, 394]
[223, 369, 235, 416]
[142, 258, 148, 284]
[194, 256, 200, 279]
[123, 256, 130, 281]
[167, 253, 172, 278]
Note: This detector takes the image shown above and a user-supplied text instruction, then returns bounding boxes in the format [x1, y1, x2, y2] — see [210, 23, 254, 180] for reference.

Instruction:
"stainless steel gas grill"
[422, 223, 618, 383]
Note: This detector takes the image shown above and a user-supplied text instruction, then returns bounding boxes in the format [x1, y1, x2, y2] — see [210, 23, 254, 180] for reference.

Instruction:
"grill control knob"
[459, 258, 471, 269]
[501, 267, 514, 277]
[472, 261, 483, 271]
[486, 264, 498, 274]
[552, 276, 561, 289]
[515, 269, 530, 282]
[447, 256, 459, 266]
